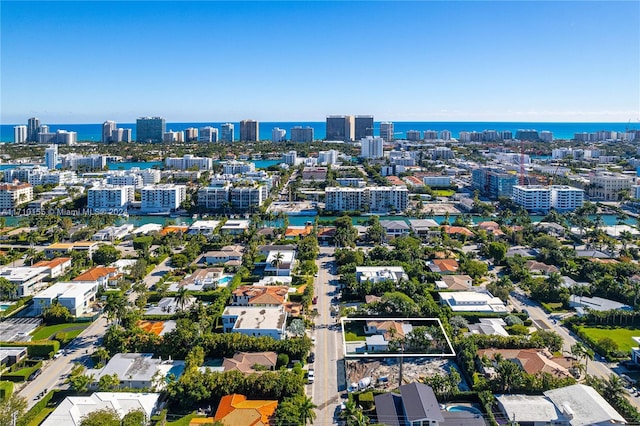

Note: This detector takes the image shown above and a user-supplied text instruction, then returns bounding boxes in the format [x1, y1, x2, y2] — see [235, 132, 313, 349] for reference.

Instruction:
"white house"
[356, 266, 408, 284]
[33, 257, 72, 278]
[188, 220, 221, 236]
[33, 282, 98, 316]
[439, 290, 508, 313]
[220, 219, 251, 235]
[264, 250, 296, 276]
[0, 266, 49, 297]
[85, 353, 185, 390]
[41, 392, 161, 426]
[221, 305, 287, 340]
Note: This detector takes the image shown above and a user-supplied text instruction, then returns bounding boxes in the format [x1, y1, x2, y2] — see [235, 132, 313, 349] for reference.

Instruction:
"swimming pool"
[165, 364, 185, 382]
[0, 303, 12, 312]
[217, 275, 233, 286]
[445, 405, 483, 415]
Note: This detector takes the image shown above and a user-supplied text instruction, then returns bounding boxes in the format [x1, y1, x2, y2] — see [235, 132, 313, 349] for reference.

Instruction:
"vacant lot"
[577, 326, 640, 353]
[31, 323, 89, 341]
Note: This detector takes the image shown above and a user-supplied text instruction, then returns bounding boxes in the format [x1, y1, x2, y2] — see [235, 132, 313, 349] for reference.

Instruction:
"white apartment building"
[282, 151, 297, 165]
[164, 154, 212, 171]
[44, 144, 58, 169]
[0, 182, 33, 209]
[325, 186, 408, 213]
[199, 126, 218, 143]
[272, 127, 287, 142]
[140, 184, 186, 213]
[197, 182, 231, 210]
[513, 185, 583, 212]
[360, 136, 384, 159]
[222, 161, 255, 175]
[87, 185, 134, 211]
[230, 185, 268, 210]
[139, 168, 161, 185]
[106, 173, 144, 188]
[512, 185, 551, 212]
[318, 150, 338, 165]
[61, 154, 108, 170]
[368, 186, 409, 212]
[33, 281, 98, 317]
[184, 128, 198, 142]
[163, 131, 184, 143]
[551, 185, 584, 211]
[14, 125, 27, 143]
[589, 172, 634, 201]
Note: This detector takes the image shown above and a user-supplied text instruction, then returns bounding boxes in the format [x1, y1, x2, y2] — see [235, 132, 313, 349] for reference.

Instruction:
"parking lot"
[0, 317, 42, 341]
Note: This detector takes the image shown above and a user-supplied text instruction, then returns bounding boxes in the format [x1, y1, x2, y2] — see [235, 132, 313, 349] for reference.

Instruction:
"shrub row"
[0, 341, 60, 358]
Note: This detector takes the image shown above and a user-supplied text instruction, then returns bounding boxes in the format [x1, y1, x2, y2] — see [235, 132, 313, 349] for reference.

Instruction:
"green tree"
[42, 300, 72, 324]
[365, 216, 386, 245]
[97, 373, 120, 392]
[486, 241, 508, 265]
[79, 408, 120, 426]
[460, 259, 488, 281]
[68, 373, 93, 393]
[0, 277, 18, 300]
[129, 259, 148, 281]
[170, 253, 189, 268]
[298, 395, 317, 425]
[270, 251, 285, 272]
[334, 216, 358, 248]
[121, 409, 146, 426]
[92, 245, 120, 265]
[176, 287, 190, 311]
[0, 393, 27, 426]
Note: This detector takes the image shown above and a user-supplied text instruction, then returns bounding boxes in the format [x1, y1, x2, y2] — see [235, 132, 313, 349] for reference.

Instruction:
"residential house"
[85, 353, 185, 390]
[171, 268, 225, 291]
[525, 260, 559, 276]
[212, 394, 278, 426]
[221, 306, 287, 340]
[264, 250, 296, 276]
[467, 318, 509, 337]
[317, 227, 336, 245]
[364, 320, 414, 352]
[92, 224, 134, 241]
[477, 348, 574, 379]
[496, 384, 626, 426]
[0, 266, 49, 297]
[220, 220, 250, 235]
[44, 241, 99, 258]
[33, 257, 72, 278]
[569, 295, 632, 315]
[379, 220, 411, 239]
[356, 266, 408, 284]
[73, 267, 120, 287]
[477, 221, 505, 237]
[408, 219, 439, 237]
[33, 281, 98, 316]
[285, 225, 314, 239]
[41, 392, 161, 426]
[435, 275, 473, 291]
[202, 245, 244, 265]
[439, 290, 508, 313]
[535, 221, 566, 237]
[428, 259, 459, 274]
[188, 220, 221, 236]
[374, 383, 446, 426]
[231, 285, 288, 307]
[136, 320, 176, 336]
[222, 352, 277, 373]
[442, 225, 474, 237]
[0, 347, 27, 366]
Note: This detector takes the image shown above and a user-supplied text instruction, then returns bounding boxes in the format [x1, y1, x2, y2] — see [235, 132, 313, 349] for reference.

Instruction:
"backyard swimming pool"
[445, 405, 483, 415]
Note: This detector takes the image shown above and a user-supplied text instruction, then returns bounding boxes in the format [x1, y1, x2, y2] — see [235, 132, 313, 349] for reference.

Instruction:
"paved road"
[510, 290, 640, 410]
[311, 246, 344, 425]
[18, 317, 109, 409]
[143, 257, 171, 289]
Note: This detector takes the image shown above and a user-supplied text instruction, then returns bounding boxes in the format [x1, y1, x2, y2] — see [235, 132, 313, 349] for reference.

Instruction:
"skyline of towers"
[326, 115, 355, 141]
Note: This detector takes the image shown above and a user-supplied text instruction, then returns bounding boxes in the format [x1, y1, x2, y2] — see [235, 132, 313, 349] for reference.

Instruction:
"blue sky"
[1, 1, 639, 123]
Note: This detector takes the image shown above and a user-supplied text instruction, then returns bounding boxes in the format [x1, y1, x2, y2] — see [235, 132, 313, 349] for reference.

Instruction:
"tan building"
[0, 182, 33, 209]
[589, 172, 634, 201]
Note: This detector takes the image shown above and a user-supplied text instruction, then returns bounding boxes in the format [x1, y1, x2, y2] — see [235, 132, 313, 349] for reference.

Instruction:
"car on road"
[308, 352, 315, 363]
[28, 368, 42, 381]
[307, 369, 315, 384]
[311, 336, 316, 345]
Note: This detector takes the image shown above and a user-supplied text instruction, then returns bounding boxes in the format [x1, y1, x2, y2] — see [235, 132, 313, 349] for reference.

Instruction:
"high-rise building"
[0, 183, 33, 209]
[406, 130, 422, 141]
[282, 151, 297, 165]
[14, 126, 27, 143]
[27, 118, 40, 142]
[290, 126, 314, 143]
[184, 128, 198, 142]
[471, 167, 518, 199]
[87, 185, 134, 211]
[44, 145, 59, 169]
[540, 131, 553, 142]
[111, 128, 132, 143]
[199, 126, 218, 143]
[326, 115, 354, 141]
[440, 130, 452, 141]
[379, 122, 394, 142]
[221, 123, 235, 142]
[140, 184, 187, 213]
[318, 150, 339, 165]
[512, 185, 584, 213]
[515, 129, 540, 141]
[136, 117, 166, 143]
[272, 128, 286, 142]
[500, 130, 513, 140]
[354, 115, 374, 140]
[360, 136, 384, 159]
[240, 120, 259, 142]
[163, 131, 184, 143]
[102, 121, 117, 143]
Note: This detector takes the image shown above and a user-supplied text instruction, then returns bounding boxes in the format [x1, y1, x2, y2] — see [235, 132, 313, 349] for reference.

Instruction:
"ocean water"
[1, 121, 635, 142]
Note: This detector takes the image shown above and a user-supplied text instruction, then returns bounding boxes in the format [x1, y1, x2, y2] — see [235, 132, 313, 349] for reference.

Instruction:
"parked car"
[308, 352, 315, 363]
[307, 369, 315, 384]
[28, 368, 42, 381]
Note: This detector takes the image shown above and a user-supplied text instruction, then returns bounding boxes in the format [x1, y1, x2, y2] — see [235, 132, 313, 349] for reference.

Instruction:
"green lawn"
[31, 323, 89, 341]
[25, 408, 54, 426]
[166, 413, 205, 426]
[433, 189, 455, 197]
[344, 322, 366, 341]
[577, 326, 640, 353]
[541, 302, 568, 313]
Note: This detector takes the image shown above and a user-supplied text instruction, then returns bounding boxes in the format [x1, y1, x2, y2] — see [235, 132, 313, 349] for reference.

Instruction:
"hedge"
[0, 296, 33, 318]
[17, 389, 57, 426]
[0, 381, 13, 401]
[359, 391, 374, 410]
[1, 361, 43, 382]
[0, 341, 60, 358]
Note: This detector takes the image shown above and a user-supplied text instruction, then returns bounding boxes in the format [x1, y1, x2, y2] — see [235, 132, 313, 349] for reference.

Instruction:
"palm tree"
[176, 287, 189, 311]
[341, 400, 370, 426]
[270, 251, 285, 274]
[298, 396, 317, 425]
[603, 374, 626, 403]
[571, 342, 594, 377]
